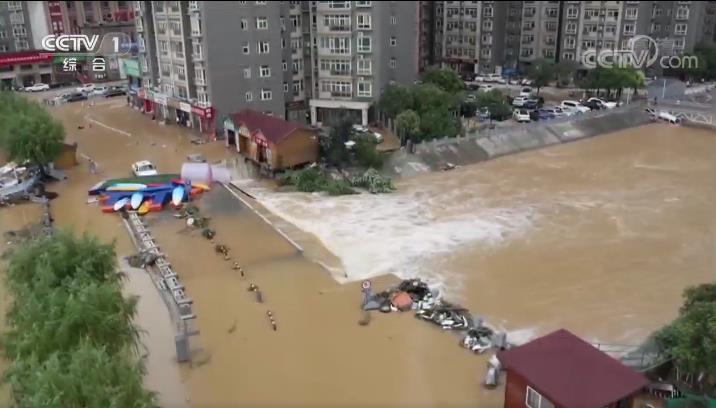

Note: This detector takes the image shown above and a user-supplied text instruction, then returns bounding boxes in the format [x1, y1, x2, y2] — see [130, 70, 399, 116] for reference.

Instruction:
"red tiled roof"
[228, 109, 305, 145]
[498, 329, 648, 408]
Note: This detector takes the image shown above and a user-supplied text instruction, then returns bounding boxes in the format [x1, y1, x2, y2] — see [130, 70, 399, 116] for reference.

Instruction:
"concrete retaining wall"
[388, 105, 652, 177]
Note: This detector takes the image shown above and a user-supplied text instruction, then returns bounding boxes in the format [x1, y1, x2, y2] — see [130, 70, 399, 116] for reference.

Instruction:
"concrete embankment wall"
[388, 105, 652, 177]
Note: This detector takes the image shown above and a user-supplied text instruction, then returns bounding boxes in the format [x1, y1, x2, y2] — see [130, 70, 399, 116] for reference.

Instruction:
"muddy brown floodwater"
[1, 96, 714, 408]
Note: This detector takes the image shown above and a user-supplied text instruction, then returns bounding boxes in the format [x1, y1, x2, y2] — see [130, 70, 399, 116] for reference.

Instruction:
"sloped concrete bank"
[388, 105, 653, 177]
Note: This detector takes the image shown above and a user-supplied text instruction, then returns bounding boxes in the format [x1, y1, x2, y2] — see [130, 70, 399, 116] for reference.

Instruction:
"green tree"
[394, 109, 420, 144]
[476, 90, 512, 120]
[527, 59, 555, 94]
[0, 95, 64, 171]
[654, 283, 716, 385]
[419, 108, 459, 140]
[379, 85, 415, 118]
[423, 68, 465, 94]
[554, 60, 579, 87]
[6, 340, 156, 408]
[354, 137, 384, 169]
[319, 117, 353, 167]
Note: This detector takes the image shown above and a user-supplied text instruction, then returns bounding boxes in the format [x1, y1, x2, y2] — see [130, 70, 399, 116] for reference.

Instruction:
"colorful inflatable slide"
[88, 174, 210, 214]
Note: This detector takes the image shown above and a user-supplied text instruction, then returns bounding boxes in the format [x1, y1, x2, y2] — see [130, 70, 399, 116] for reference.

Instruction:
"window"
[261, 88, 272, 100]
[12, 25, 26, 37]
[282, 60, 287, 71]
[257, 41, 269, 54]
[356, 1, 371, 7]
[193, 41, 203, 58]
[521, 48, 534, 58]
[651, 23, 661, 33]
[676, 6, 689, 20]
[526, 386, 554, 408]
[174, 65, 186, 80]
[483, 6, 493, 18]
[159, 40, 169, 55]
[357, 35, 371, 52]
[545, 21, 557, 32]
[390, 16, 396, 25]
[292, 79, 304, 95]
[566, 7, 578, 18]
[582, 40, 596, 49]
[357, 13, 371, 30]
[14, 39, 27, 50]
[243, 67, 251, 78]
[241, 19, 248, 30]
[320, 59, 350, 74]
[564, 36, 576, 48]
[157, 21, 167, 34]
[585, 9, 598, 19]
[283, 82, 289, 92]
[625, 8, 637, 20]
[320, 80, 351, 96]
[327, 0, 350, 8]
[195, 68, 206, 84]
[543, 49, 554, 58]
[605, 25, 617, 35]
[281, 38, 286, 49]
[324, 14, 350, 30]
[260, 65, 271, 77]
[170, 21, 181, 36]
[675, 23, 687, 35]
[357, 58, 371, 75]
[290, 38, 300, 51]
[482, 20, 493, 31]
[245, 91, 252, 101]
[389, 57, 396, 69]
[320, 37, 350, 54]
[563, 52, 574, 60]
[565, 22, 577, 34]
[242, 42, 250, 54]
[545, 7, 558, 18]
[652, 6, 662, 17]
[607, 9, 619, 19]
[389, 36, 397, 47]
[0, 31, 5, 39]
[0, 45, 6, 52]
[256, 17, 268, 29]
[357, 81, 371, 97]
[624, 23, 635, 34]
[292, 59, 303, 72]
[256, 1, 266, 4]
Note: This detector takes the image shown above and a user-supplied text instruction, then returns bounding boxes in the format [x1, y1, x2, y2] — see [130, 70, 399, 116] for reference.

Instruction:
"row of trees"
[381, 68, 462, 142]
[2, 230, 157, 406]
[526, 59, 645, 97]
[0, 92, 65, 172]
[666, 43, 716, 81]
[654, 283, 716, 392]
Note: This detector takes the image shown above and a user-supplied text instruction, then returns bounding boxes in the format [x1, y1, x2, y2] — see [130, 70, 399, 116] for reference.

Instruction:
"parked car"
[24, 83, 50, 92]
[560, 100, 590, 113]
[76, 83, 95, 93]
[485, 74, 506, 84]
[508, 78, 521, 85]
[64, 92, 88, 103]
[560, 106, 581, 116]
[521, 79, 533, 86]
[581, 99, 604, 110]
[548, 106, 576, 118]
[474, 75, 486, 82]
[465, 82, 480, 91]
[519, 87, 533, 98]
[530, 108, 556, 121]
[512, 96, 529, 107]
[105, 87, 127, 97]
[131, 160, 158, 177]
[465, 94, 477, 102]
[513, 109, 531, 123]
[479, 84, 494, 92]
[587, 97, 618, 109]
[523, 98, 543, 110]
[91, 85, 108, 96]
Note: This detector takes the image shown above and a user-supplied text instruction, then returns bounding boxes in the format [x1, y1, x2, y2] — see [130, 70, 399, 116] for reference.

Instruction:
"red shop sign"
[191, 106, 214, 119]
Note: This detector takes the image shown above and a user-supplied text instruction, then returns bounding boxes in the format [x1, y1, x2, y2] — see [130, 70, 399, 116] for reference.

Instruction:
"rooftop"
[498, 329, 648, 408]
[228, 110, 307, 145]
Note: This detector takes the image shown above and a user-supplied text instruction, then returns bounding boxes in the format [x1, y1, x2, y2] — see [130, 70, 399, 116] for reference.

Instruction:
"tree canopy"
[2, 230, 156, 407]
[0, 92, 65, 167]
[654, 283, 716, 389]
[395, 110, 420, 143]
[380, 82, 460, 141]
[422, 68, 465, 94]
[527, 59, 555, 93]
[476, 90, 512, 120]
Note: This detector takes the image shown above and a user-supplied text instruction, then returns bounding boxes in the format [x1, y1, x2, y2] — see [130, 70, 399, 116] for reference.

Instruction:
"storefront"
[136, 87, 215, 138]
[0, 52, 54, 89]
[120, 58, 142, 109]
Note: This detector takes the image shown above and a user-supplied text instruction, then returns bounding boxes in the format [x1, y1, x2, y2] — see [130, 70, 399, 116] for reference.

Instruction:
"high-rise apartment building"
[519, 1, 561, 69]
[636, 1, 709, 55]
[308, 0, 420, 126]
[560, 1, 624, 65]
[134, 1, 307, 135]
[0, 1, 54, 89]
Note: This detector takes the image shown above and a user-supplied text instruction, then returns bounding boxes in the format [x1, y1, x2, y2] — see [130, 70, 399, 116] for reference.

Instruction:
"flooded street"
[1, 95, 714, 407]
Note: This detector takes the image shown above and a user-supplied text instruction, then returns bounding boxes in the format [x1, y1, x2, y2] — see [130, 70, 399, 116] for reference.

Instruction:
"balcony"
[195, 76, 205, 86]
[317, 2, 351, 12]
[192, 52, 204, 61]
[329, 68, 351, 76]
[675, 13, 689, 21]
[319, 90, 352, 99]
[189, 1, 199, 11]
[9, 13, 24, 25]
[7, 2, 22, 11]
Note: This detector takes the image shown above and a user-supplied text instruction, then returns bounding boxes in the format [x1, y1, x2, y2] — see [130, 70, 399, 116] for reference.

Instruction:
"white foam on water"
[252, 185, 536, 298]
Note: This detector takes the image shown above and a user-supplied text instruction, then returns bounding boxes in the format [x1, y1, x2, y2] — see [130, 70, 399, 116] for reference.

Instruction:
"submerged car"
[560, 100, 591, 113]
[131, 160, 158, 177]
[587, 97, 618, 109]
[530, 108, 556, 121]
[64, 92, 88, 103]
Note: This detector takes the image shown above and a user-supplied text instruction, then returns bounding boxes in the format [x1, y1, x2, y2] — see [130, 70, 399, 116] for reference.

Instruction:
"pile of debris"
[362, 278, 510, 356]
[125, 250, 159, 268]
[174, 204, 213, 238]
